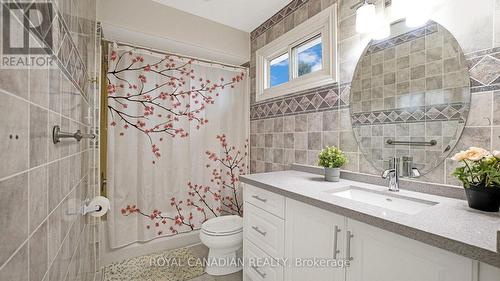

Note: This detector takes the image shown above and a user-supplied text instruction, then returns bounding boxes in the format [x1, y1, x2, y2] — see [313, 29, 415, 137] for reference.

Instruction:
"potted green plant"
[451, 147, 500, 212]
[318, 146, 347, 182]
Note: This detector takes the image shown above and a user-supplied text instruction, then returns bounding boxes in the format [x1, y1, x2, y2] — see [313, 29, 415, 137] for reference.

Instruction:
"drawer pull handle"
[251, 265, 267, 278]
[252, 195, 267, 203]
[252, 226, 267, 236]
[333, 225, 341, 259]
[346, 230, 354, 261]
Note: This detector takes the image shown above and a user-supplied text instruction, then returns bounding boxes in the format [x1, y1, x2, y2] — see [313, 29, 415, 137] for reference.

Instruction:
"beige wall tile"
[467, 92, 493, 126]
[29, 221, 48, 281]
[0, 243, 28, 280]
[294, 3, 309, 26]
[0, 93, 29, 178]
[0, 173, 29, 264]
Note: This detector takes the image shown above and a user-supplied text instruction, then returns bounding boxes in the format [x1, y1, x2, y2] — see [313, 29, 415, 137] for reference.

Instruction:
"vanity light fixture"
[353, 0, 431, 38]
[352, 0, 390, 39]
[353, 0, 389, 39]
[354, 1, 377, 34]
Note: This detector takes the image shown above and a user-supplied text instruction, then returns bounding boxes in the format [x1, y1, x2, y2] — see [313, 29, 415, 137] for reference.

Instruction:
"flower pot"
[324, 168, 340, 182]
[464, 184, 500, 212]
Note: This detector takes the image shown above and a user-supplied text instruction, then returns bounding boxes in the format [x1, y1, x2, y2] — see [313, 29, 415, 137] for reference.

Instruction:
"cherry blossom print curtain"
[106, 44, 249, 248]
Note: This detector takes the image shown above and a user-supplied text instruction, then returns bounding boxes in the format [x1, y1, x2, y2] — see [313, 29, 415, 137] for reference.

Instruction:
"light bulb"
[356, 3, 377, 34]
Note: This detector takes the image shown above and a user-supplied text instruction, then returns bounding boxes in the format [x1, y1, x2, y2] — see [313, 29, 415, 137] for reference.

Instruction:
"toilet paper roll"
[88, 196, 110, 217]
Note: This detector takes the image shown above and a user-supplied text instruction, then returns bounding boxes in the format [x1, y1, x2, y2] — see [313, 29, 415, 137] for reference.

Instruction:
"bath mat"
[103, 247, 204, 281]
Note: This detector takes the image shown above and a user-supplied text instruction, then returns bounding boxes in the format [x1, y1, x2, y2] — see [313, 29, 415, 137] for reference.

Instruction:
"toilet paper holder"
[81, 198, 101, 215]
[81, 198, 110, 216]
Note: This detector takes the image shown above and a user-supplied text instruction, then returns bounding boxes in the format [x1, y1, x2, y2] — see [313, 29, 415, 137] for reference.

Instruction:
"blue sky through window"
[270, 53, 289, 87]
[297, 36, 322, 77]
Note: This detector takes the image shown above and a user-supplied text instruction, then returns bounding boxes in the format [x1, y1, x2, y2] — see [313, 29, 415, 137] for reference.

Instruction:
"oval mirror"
[350, 20, 470, 177]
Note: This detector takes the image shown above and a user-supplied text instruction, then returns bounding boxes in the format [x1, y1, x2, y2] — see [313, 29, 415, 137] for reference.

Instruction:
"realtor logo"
[1, 1, 54, 68]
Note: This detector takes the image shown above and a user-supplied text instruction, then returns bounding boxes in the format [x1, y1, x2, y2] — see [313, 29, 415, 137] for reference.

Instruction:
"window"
[295, 36, 323, 77]
[256, 5, 337, 102]
[269, 53, 289, 87]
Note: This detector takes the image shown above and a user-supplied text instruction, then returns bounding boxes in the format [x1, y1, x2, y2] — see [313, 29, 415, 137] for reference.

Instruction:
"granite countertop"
[240, 169, 500, 268]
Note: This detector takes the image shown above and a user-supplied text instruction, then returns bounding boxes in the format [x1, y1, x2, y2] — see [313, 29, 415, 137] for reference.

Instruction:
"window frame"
[255, 5, 338, 102]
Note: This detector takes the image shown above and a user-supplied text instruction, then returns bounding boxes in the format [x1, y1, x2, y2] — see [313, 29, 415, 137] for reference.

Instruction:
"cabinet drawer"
[244, 239, 284, 281]
[244, 184, 284, 218]
[244, 203, 284, 258]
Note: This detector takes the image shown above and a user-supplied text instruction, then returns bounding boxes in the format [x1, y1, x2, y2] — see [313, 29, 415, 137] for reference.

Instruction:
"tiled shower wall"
[249, 0, 500, 186]
[0, 0, 100, 280]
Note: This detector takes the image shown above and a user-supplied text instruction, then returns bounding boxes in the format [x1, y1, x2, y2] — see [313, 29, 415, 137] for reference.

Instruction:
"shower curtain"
[106, 44, 249, 249]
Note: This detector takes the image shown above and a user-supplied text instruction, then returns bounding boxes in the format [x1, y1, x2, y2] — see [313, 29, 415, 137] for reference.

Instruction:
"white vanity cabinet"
[283, 198, 473, 281]
[242, 184, 500, 281]
[345, 219, 474, 281]
[284, 198, 346, 281]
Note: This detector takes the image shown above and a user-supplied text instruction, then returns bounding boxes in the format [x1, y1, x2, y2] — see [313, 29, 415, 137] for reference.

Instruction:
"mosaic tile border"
[250, 83, 350, 120]
[466, 47, 500, 93]
[351, 103, 468, 127]
[250, 0, 308, 41]
[250, 45, 499, 121]
[14, 1, 90, 99]
[365, 22, 437, 55]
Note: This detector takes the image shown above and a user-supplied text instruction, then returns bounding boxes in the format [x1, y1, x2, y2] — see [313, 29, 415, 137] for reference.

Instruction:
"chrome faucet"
[382, 157, 400, 192]
[401, 156, 421, 178]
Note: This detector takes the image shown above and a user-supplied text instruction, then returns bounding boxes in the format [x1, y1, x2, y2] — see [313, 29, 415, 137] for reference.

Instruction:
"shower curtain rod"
[101, 39, 248, 70]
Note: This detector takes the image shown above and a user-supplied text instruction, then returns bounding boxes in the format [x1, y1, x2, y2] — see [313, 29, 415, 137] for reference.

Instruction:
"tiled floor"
[99, 244, 242, 281]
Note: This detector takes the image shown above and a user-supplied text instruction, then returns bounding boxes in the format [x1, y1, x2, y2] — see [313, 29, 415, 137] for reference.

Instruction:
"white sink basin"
[324, 186, 438, 215]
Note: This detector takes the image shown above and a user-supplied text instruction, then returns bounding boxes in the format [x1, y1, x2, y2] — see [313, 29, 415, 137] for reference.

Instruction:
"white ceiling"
[152, 0, 290, 32]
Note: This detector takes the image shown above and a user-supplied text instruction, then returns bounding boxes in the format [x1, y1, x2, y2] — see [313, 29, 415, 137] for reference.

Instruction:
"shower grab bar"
[386, 139, 437, 146]
[52, 125, 96, 144]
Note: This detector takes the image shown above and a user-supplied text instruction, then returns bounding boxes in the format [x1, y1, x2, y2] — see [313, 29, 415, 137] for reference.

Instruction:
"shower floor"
[101, 244, 242, 281]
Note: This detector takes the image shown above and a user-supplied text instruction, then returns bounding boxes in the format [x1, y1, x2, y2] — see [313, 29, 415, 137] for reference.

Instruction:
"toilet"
[200, 215, 243, 276]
